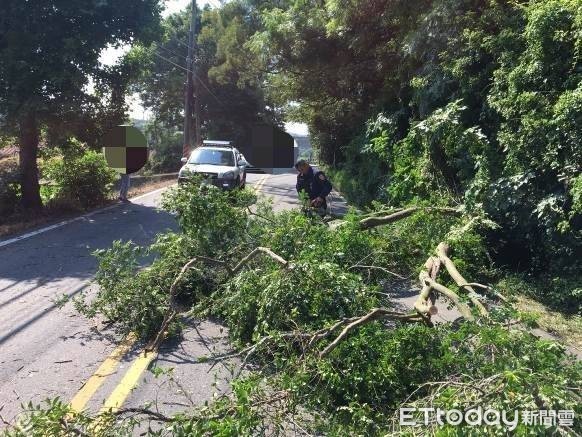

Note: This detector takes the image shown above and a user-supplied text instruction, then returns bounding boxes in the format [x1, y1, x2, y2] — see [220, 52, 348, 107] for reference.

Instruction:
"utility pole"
[183, 0, 201, 158]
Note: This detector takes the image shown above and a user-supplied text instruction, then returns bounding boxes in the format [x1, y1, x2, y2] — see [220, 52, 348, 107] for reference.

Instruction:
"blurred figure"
[119, 173, 130, 202]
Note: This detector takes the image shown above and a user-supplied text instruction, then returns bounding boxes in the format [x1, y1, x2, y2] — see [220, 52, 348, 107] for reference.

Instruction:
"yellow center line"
[70, 174, 270, 417]
[99, 349, 158, 412]
[253, 174, 269, 193]
[69, 332, 138, 412]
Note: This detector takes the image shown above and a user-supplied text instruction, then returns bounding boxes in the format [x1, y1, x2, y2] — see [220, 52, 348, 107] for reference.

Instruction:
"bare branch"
[115, 407, 172, 423]
[359, 207, 460, 230]
[319, 308, 424, 358]
[232, 247, 291, 275]
[436, 243, 489, 317]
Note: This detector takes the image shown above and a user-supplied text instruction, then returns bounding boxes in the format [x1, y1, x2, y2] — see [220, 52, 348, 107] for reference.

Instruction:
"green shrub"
[496, 274, 582, 315]
[41, 141, 116, 209]
[143, 121, 183, 173]
[0, 160, 20, 217]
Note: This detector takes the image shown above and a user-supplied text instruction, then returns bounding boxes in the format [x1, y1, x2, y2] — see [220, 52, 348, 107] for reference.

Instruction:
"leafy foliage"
[253, 0, 581, 287]
[0, 0, 162, 208]
[161, 180, 256, 256]
[40, 141, 116, 209]
[0, 159, 20, 217]
[207, 262, 376, 344]
[130, 1, 282, 153]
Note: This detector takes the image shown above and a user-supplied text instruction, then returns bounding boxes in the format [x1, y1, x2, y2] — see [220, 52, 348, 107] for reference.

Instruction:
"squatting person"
[295, 159, 332, 217]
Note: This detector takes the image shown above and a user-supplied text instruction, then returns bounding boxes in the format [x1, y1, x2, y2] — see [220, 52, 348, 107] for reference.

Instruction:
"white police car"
[178, 141, 248, 190]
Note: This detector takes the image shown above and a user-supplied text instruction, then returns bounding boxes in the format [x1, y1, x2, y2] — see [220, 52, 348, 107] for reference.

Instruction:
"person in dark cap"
[295, 159, 332, 216]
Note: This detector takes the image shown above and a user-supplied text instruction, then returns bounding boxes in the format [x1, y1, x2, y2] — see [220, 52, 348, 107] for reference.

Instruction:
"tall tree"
[0, 0, 162, 209]
[132, 1, 282, 148]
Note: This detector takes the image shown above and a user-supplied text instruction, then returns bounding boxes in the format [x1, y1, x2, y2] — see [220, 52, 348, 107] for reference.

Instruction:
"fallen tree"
[149, 235, 500, 359]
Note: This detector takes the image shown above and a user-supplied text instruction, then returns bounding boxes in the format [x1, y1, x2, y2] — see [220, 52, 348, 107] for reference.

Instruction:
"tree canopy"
[0, 0, 162, 208]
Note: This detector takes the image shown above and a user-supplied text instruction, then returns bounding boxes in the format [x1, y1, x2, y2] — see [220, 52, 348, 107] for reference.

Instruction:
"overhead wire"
[155, 43, 187, 61]
[167, 35, 190, 50]
[153, 50, 191, 73]
[153, 50, 226, 109]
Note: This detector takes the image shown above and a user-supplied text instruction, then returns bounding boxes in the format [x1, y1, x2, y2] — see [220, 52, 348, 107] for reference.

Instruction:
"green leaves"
[208, 261, 376, 344]
[40, 140, 116, 209]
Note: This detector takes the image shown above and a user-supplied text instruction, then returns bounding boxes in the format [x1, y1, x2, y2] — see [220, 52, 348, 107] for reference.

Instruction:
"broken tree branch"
[436, 243, 489, 317]
[147, 247, 292, 352]
[414, 257, 440, 317]
[419, 271, 475, 321]
[458, 282, 509, 303]
[232, 247, 291, 275]
[319, 308, 424, 358]
[358, 207, 460, 230]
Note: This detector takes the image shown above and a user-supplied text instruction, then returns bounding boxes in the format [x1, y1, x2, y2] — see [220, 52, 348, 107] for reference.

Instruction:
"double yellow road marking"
[70, 333, 158, 414]
[100, 349, 158, 412]
[69, 333, 138, 412]
[253, 174, 269, 193]
[69, 175, 270, 414]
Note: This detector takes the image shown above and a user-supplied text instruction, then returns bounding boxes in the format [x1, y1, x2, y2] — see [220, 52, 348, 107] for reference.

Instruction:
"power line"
[155, 53, 224, 107]
[168, 35, 190, 50]
[195, 76, 226, 109]
[154, 50, 191, 73]
[155, 43, 187, 61]
[153, 50, 226, 109]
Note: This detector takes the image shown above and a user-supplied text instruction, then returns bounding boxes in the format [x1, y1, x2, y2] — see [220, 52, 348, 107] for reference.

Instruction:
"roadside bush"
[0, 160, 20, 217]
[496, 274, 582, 315]
[41, 140, 116, 209]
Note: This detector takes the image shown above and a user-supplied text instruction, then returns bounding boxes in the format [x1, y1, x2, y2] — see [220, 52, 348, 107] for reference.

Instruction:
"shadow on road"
[0, 202, 177, 345]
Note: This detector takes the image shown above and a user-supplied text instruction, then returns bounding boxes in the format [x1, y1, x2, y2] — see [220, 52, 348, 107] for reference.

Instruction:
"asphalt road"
[1, 170, 577, 432]
[0, 172, 309, 428]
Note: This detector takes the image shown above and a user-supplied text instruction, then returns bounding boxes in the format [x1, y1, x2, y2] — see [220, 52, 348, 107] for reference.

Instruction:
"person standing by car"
[118, 173, 130, 202]
[295, 159, 332, 216]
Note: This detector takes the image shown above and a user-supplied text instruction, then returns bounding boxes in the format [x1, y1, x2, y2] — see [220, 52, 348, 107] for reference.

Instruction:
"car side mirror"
[181, 157, 188, 164]
[238, 159, 248, 167]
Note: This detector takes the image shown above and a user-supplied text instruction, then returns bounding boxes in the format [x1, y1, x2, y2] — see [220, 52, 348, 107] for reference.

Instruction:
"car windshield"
[188, 148, 234, 166]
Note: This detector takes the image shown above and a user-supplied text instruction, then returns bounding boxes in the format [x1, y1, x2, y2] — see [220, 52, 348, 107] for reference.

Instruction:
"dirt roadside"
[0, 175, 177, 239]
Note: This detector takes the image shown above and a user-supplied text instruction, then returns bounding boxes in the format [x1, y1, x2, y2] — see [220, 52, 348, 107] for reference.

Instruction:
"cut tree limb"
[436, 243, 489, 317]
[414, 256, 440, 316]
[419, 271, 475, 321]
[358, 207, 460, 230]
[319, 308, 424, 358]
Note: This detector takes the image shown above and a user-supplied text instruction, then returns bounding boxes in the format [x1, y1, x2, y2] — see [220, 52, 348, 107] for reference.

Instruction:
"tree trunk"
[19, 112, 42, 209]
